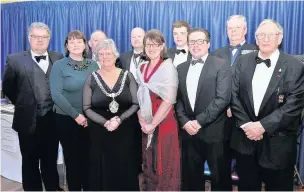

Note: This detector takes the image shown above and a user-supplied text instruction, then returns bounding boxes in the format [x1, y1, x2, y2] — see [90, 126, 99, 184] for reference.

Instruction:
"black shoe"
[56, 186, 64, 191]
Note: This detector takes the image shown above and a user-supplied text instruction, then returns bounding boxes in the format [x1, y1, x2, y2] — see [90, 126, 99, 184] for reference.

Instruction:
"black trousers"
[18, 110, 59, 191]
[55, 113, 90, 191]
[181, 136, 232, 191]
[235, 151, 294, 191]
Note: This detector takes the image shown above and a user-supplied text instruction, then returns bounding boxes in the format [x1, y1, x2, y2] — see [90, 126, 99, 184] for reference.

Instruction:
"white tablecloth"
[1, 109, 63, 183]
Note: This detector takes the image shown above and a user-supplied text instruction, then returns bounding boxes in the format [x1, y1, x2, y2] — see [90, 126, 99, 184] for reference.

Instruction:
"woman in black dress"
[83, 39, 140, 191]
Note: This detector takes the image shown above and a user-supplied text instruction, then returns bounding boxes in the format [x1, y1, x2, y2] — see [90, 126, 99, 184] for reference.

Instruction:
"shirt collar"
[230, 40, 246, 47]
[191, 53, 209, 63]
[31, 50, 48, 57]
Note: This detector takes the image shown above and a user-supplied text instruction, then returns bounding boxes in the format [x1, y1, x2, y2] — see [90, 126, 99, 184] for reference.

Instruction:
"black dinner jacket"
[230, 51, 304, 169]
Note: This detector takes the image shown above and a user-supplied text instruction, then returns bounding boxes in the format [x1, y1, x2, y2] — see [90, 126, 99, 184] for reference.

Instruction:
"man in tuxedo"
[230, 19, 304, 191]
[212, 15, 257, 65]
[2, 22, 64, 191]
[168, 21, 192, 67]
[211, 14, 257, 182]
[176, 28, 232, 191]
[116, 27, 145, 174]
[117, 27, 145, 80]
[88, 30, 107, 61]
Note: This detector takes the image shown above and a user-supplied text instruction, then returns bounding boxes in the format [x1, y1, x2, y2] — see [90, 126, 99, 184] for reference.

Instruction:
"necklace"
[67, 57, 90, 71]
[92, 70, 128, 113]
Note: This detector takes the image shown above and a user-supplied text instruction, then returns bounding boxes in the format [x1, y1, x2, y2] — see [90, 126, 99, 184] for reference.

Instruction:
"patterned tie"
[255, 56, 271, 68]
[176, 49, 186, 55]
[190, 58, 204, 66]
[34, 55, 47, 63]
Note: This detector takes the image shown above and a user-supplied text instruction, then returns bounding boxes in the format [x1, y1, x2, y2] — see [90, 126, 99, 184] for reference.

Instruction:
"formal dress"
[83, 70, 140, 191]
[140, 61, 181, 191]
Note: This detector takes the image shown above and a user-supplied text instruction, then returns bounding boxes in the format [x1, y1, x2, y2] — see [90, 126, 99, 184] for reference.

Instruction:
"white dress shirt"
[252, 49, 280, 116]
[240, 49, 280, 128]
[31, 50, 49, 74]
[231, 40, 245, 56]
[186, 53, 208, 111]
[129, 50, 142, 80]
[173, 46, 189, 67]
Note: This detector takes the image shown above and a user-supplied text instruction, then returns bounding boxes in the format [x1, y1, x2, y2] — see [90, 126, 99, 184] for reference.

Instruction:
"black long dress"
[83, 69, 140, 191]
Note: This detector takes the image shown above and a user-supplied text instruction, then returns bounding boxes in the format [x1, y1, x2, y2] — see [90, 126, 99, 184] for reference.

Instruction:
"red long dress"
[141, 60, 180, 191]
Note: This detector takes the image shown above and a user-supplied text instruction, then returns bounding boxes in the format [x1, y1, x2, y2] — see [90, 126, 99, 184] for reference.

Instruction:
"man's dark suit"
[176, 55, 232, 190]
[168, 47, 192, 64]
[211, 43, 257, 183]
[88, 50, 93, 60]
[211, 43, 257, 66]
[2, 50, 64, 191]
[230, 51, 304, 190]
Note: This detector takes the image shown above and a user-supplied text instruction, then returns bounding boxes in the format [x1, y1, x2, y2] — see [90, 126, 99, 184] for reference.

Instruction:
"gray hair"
[94, 39, 120, 61]
[255, 19, 284, 37]
[28, 22, 51, 40]
[227, 15, 247, 28]
[90, 30, 106, 40]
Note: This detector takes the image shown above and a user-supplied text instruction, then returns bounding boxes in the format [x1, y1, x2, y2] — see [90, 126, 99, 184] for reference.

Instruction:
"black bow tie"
[255, 56, 271, 68]
[34, 55, 47, 63]
[176, 49, 186, 55]
[190, 58, 204, 66]
[229, 44, 241, 50]
[134, 53, 142, 59]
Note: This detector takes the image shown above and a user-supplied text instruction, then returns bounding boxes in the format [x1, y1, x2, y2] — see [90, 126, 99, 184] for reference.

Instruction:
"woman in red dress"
[136, 29, 180, 191]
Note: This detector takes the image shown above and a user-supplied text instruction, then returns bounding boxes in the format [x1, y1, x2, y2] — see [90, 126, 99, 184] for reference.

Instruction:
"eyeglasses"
[145, 44, 161, 48]
[188, 39, 209, 45]
[98, 52, 114, 57]
[30, 35, 50, 40]
[256, 33, 280, 40]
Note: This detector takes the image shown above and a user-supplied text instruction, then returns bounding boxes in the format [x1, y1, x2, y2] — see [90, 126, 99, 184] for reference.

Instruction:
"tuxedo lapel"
[48, 51, 55, 65]
[186, 51, 192, 62]
[125, 51, 133, 70]
[258, 53, 287, 114]
[245, 53, 258, 115]
[23, 51, 37, 101]
[224, 46, 232, 65]
[194, 56, 212, 109]
[180, 62, 192, 111]
[169, 47, 176, 61]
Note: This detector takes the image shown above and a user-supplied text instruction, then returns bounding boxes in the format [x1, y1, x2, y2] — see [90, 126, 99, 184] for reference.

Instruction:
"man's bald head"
[131, 27, 145, 50]
[89, 30, 107, 52]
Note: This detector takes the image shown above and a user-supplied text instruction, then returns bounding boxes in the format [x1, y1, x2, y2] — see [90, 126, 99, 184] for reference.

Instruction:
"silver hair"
[28, 22, 51, 40]
[226, 15, 247, 28]
[94, 39, 120, 61]
[255, 19, 284, 37]
[90, 30, 106, 40]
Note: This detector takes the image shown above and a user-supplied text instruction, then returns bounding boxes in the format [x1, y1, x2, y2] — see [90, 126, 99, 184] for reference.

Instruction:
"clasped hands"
[184, 120, 201, 135]
[138, 115, 155, 135]
[242, 121, 265, 141]
[104, 116, 121, 132]
[75, 114, 88, 128]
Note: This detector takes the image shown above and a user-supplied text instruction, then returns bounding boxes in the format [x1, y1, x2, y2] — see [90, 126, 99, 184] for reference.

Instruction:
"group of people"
[2, 14, 304, 191]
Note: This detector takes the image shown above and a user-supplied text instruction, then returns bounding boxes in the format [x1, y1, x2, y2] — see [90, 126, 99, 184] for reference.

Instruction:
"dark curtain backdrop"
[1, 0, 304, 182]
[1, 1, 304, 77]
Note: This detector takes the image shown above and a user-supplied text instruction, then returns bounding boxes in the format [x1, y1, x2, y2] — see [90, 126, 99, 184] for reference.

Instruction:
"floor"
[1, 170, 304, 191]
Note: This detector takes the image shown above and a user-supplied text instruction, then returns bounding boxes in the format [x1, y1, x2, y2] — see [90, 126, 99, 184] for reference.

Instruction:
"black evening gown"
[83, 69, 140, 191]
